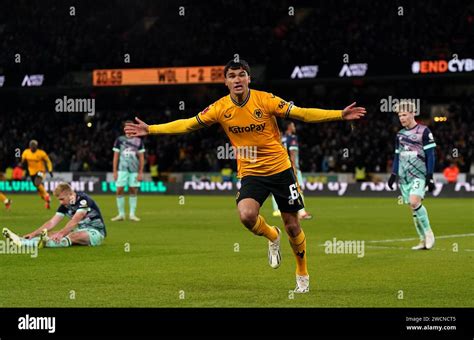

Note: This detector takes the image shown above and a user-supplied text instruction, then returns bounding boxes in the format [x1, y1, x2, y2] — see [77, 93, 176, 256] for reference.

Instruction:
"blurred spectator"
[2, 0, 471, 73]
[12, 164, 24, 180]
[148, 153, 159, 182]
[4, 166, 13, 180]
[443, 162, 460, 183]
[69, 155, 81, 171]
[221, 164, 233, 182]
[355, 165, 366, 182]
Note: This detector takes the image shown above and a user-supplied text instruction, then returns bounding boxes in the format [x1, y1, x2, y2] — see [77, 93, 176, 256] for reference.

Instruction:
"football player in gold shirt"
[125, 60, 366, 293]
[21, 140, 53, 209]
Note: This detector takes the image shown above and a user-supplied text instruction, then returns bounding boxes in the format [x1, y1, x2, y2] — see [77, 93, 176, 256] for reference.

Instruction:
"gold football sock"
[37, 184, 47, 200]
[289, 230, 308, 276]
[251, 215, 278, 242]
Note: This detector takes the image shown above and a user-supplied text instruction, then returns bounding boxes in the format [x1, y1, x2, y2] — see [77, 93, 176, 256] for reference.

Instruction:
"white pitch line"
[365, 245, 474, 252]
[318, 244, 474, 252]
[317, 233, 474, 246]
[366, 233, 474, 244]
[365, 245, 446, 251]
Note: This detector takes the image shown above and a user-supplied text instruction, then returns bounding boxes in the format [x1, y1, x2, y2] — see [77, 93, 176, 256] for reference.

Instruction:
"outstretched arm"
[124, 117, 203, 137]
[50, 210, 87, 242]
[289, 102, 366, 123]
[23, 214, 64, 239]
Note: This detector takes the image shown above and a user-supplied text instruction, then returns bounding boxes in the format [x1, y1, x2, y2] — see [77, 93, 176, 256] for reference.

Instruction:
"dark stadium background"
[0, 0, 472, 179]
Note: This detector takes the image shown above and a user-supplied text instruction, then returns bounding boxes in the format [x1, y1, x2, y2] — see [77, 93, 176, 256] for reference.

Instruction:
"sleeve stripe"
[395, 150, 400, 154]
[288, 146, 299, 151]
[423, 143, 436, 150]
[112, 148, 120, 152]
[55, 212, 65, 216]
[196, 115, 209, 128]
[285, 102, 294, 119]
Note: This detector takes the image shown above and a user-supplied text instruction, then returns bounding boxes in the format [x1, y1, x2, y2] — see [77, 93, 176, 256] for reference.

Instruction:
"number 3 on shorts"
[413, 179, 420, 189]
[289, 184, 299, 200]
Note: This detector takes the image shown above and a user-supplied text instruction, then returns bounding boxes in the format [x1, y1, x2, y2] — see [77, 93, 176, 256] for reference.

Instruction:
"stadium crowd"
[1, 0, 472, 73]
[1, 0, 472, 176]
[0, 83, 472, 175]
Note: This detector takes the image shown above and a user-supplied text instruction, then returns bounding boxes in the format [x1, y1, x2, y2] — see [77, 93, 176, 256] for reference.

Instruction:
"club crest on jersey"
[253, 109, 263, 119]
[409, 134, 418, 140]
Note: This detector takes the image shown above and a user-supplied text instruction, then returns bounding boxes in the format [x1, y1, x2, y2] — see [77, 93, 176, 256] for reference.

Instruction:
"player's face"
[30, 144, 37, 152]
[56, 191, 74, 206]
[398, 111, 414, 127]
[225, 68, 250, 96]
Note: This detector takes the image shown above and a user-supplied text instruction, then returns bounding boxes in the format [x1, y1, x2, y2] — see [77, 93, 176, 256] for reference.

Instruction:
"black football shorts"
[236, 167, 304, 213]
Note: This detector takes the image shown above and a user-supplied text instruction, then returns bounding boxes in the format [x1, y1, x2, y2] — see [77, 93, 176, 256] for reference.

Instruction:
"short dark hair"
[224, 59, 251, 78]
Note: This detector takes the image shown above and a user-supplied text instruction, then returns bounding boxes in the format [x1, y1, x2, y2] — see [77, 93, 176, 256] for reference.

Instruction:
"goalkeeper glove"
[388, 173, 397, 190]
[426, 174, 435, 192]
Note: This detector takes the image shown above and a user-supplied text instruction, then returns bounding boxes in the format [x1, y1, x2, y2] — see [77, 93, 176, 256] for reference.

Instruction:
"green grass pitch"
[0, 194, 472, 307]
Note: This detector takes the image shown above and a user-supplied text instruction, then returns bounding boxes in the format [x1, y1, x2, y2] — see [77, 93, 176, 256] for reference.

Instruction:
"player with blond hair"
[2, 182, 106, 248]
[388, 100, 436, 249]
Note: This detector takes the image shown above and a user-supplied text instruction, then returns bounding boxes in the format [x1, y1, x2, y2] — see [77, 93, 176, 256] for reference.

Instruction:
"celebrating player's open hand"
[342, 102, 366, 120]
[124, 117, 149, 137]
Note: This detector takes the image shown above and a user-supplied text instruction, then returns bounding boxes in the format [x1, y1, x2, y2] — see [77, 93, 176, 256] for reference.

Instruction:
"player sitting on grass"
[388, 100, 436, 250]
[2, 182, 106, 248]
[124, 59, 365, 293]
